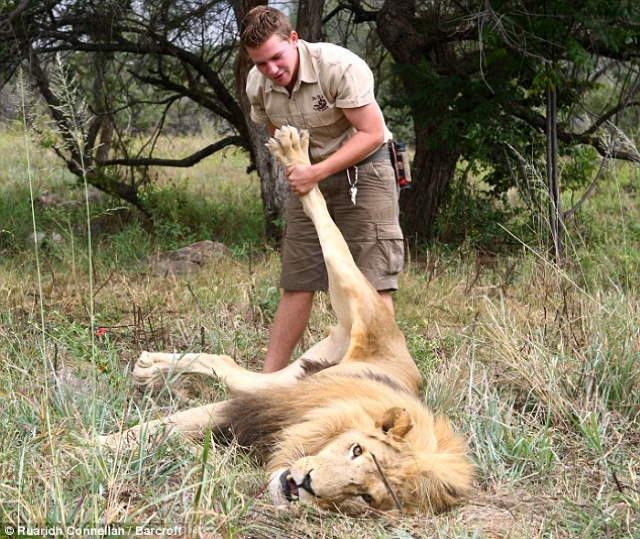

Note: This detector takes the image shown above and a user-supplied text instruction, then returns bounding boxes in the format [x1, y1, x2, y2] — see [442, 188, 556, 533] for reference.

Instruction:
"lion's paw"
[97, 433, 123, 451]
[97, 428, 154, 451]
[132, 351, 166, 387]
[266, 125, 310, 166]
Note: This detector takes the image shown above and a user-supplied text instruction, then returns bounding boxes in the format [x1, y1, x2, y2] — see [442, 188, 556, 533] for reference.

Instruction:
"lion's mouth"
[278, 469, 318, 502]
[279, 470, 299, 501]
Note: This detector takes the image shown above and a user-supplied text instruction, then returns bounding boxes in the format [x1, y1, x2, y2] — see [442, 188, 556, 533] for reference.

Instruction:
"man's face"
[246, 32, 299, 89]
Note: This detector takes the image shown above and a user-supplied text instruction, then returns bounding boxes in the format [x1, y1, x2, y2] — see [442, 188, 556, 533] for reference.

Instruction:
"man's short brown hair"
[240, 6, 293, 48]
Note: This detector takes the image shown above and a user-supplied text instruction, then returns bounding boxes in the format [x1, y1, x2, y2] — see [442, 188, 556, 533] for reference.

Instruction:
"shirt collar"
[297, 40, 317, 85]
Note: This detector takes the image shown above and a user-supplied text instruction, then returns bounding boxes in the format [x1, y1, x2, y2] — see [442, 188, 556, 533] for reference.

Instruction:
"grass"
[1, 123, 639, 538]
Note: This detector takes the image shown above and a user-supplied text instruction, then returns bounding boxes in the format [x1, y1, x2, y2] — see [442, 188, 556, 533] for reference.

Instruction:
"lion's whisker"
[371, 452, 403, 513]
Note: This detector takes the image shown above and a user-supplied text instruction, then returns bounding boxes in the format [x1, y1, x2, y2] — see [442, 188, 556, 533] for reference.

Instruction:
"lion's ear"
[376, 407, 413, 439]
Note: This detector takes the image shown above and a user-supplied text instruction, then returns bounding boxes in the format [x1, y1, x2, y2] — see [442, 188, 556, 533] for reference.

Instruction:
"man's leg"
[263, 290, 314, 373]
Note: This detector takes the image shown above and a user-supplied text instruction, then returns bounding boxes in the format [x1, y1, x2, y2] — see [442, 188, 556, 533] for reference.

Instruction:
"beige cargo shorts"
[280, 157, 404, 291]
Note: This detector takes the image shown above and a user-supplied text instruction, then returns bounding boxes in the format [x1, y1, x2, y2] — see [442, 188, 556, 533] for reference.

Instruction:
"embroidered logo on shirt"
[312, 94, 328, 112]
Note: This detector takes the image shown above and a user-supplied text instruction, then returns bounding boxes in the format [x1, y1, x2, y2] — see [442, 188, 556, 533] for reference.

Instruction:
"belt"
[355, 143, 389, 166]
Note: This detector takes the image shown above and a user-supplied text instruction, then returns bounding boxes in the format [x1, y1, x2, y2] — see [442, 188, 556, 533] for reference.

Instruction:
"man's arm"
[285, 102, 385, 196]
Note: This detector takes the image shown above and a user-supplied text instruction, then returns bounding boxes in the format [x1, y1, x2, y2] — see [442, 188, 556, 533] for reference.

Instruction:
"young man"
[241, 6, 404, 373]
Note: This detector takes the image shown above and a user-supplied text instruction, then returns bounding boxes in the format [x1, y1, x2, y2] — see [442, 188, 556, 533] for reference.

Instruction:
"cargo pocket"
[376, 223, 405, 275]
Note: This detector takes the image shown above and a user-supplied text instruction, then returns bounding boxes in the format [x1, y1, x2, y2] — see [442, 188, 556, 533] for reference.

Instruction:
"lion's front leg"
[98, 401, 230, 450]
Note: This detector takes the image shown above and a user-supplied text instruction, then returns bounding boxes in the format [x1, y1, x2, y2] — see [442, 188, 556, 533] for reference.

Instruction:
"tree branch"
[563, 150, 610, 221]
[35, 32, 243, 126]
[582, 101, 640, 137]
[573, 32, 640, 62]
[130, 70, 232, 122]
[507, 103, 640, 163]
[96, 136, 245, 167]
[342, 0, 378, 23]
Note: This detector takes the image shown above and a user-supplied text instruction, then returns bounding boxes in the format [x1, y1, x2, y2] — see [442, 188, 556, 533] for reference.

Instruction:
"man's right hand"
[286, 163, 323, 196]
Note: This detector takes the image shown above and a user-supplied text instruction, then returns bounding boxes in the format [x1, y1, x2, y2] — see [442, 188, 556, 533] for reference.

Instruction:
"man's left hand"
[286, 164, 322, 196]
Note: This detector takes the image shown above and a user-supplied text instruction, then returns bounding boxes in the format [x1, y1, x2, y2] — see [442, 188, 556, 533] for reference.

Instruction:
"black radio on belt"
[388, 141, 412, 190]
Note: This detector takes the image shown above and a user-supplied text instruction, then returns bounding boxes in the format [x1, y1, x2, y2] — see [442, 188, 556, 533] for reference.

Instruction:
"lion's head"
[267, 404, 473, 515]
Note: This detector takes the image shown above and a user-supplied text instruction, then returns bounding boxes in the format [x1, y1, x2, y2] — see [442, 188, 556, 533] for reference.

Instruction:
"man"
[242, 6, 404, 373]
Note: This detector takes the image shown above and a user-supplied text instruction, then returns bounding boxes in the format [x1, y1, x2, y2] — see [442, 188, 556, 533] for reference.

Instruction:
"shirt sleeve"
[333, 56, 376, 109]
[246, 68, 269, 124]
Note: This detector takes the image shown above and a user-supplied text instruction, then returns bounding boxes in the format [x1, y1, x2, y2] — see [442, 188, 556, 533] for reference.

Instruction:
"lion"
[99, 126, 474, 515]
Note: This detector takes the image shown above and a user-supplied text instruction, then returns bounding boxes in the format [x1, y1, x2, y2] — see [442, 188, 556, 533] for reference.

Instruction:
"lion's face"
[268, 429, 407, 514]
[267, 405, 474, 515]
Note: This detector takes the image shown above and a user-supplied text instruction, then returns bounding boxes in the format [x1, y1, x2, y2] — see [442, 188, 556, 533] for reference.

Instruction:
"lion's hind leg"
[132, 352, 237, 387]
[267, 127, 389, 334]
[266, 124, 310, 166]
[133, 351, 315, 394]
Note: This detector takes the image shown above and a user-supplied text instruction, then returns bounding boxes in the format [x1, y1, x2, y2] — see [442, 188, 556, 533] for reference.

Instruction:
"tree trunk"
[233, 0, 289, 242]
[546, 84, 563, 262]
[400, 125, 460, 241]
[296, 0, 325, 42]
[376, 0, 460, 241]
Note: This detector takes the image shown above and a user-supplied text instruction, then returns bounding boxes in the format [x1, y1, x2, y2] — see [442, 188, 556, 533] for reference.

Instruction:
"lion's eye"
[350, 444, 363, 458]
[361, 493, 375, 505]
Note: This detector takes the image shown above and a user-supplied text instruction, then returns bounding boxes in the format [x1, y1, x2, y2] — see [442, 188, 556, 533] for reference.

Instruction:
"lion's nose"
[299, 471, 316, 496]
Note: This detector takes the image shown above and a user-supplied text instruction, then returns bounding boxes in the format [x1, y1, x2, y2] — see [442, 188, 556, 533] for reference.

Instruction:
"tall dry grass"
[1, 116, 639, 536]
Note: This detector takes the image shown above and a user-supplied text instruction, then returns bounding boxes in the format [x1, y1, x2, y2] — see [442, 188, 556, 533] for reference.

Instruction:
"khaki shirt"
[246, 40, 391, 163]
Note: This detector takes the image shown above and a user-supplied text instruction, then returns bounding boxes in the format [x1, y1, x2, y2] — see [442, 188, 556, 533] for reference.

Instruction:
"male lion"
[100, 126, 473, 515]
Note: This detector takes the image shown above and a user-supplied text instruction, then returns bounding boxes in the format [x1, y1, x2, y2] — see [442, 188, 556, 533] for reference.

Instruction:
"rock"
[27, 231, 46, 247]
[26, 231, 63, 248]
[142, 240, 230, 275]
[37, 191, 64, 206]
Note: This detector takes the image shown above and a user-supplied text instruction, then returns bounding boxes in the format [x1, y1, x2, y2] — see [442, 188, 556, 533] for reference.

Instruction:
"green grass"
[1, 125, 639, 537]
